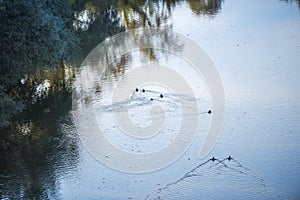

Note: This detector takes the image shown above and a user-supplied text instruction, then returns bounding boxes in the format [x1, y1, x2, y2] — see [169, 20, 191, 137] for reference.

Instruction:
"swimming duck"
[160, 94, 163, 98]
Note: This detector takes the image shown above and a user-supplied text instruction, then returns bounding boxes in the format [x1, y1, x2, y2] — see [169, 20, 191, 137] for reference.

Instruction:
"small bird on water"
[160, 94, 163, 98]
[208, 110, 212, 114]
[135, 88, 139, 92]
[142, 89, 145, 92]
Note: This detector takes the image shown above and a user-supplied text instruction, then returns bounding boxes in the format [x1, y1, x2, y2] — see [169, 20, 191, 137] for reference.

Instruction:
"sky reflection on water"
[1, 0, 300, 199]
[68, 0, 300, 199]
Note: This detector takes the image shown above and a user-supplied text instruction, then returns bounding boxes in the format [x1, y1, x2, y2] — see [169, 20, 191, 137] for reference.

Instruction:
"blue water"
[1, 0, 299, 199]
[67, 1, 300, 199]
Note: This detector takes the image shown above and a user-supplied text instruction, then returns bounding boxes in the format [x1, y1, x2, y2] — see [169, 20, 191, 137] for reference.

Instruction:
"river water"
[1, 0, 300, 199]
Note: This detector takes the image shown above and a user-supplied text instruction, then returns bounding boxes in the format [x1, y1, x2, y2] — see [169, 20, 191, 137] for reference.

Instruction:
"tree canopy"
[0, 0, 79, 127]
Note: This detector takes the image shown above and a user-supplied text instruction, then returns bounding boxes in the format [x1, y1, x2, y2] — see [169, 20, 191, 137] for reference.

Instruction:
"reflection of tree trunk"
[59, 60, 66, 89]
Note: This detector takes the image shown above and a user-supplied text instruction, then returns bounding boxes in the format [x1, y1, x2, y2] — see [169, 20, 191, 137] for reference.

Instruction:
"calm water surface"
[1, 0, 300, 199]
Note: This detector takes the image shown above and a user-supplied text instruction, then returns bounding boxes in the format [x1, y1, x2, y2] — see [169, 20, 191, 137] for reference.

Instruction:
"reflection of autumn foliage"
[117, 0, 177, 28]
[117, 0, 222, 28]
[74, 0, 223, 30]
[186, 0, 223, 15]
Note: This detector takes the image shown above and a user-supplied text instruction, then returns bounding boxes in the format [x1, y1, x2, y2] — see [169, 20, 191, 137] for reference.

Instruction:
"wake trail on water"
[144, 157, 279, 200]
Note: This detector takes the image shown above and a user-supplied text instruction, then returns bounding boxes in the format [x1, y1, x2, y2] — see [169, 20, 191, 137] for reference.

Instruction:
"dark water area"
[0, 87, 78, 199]
[1, 0, 300, 199]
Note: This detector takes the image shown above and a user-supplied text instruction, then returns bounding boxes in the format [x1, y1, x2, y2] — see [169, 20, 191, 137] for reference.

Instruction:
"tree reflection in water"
[74, 0, 223, 57]
[73, 27, 185, 110]
[186, 0, 223, 16]
[0, 0, 223, 199]
[0, 87, 78, 199]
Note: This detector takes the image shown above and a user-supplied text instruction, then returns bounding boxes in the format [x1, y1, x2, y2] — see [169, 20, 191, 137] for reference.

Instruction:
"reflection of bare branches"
[73, 0, 224, 64]
[145, 157, 278, 200]
[186, 0, 223, 16]
[73, 0, 224, 31]
[134, 28, 184, 62]
[73, 28, 184, 108]
[118, 0, 223, 29]
[118, 0, 177, 29]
